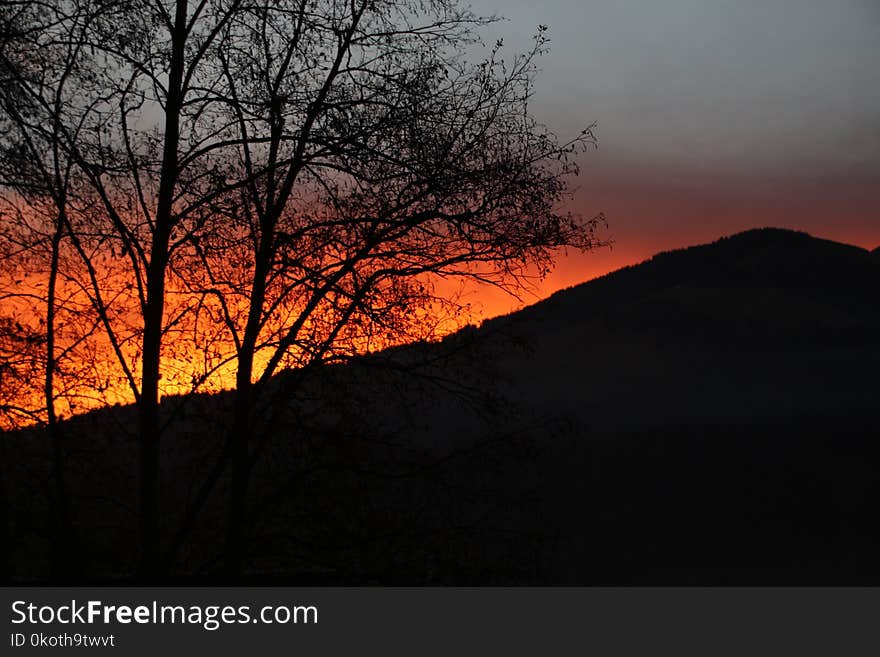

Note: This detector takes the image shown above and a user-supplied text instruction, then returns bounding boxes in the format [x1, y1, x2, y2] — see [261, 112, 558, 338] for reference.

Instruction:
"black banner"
[2, 588, 879, 656]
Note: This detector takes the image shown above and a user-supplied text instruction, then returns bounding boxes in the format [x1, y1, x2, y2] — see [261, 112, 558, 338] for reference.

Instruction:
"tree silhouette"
[0, 0, 603, 580]
[0, 0, 99, 578]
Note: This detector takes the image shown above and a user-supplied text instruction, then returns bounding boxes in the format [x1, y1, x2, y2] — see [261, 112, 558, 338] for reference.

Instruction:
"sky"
[461, 0, 880, 317]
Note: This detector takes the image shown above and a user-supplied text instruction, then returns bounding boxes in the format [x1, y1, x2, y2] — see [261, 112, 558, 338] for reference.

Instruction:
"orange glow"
[3, 173, 878, 429]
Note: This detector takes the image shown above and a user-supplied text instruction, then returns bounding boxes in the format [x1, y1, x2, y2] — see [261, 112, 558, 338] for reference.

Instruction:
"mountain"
[474, 227, 879, 428]
[3, 228, 879, 584]
[461, 228, 880, 582]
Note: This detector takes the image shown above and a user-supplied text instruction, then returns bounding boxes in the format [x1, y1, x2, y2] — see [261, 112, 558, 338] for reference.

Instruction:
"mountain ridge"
[482, 227, 877, 333]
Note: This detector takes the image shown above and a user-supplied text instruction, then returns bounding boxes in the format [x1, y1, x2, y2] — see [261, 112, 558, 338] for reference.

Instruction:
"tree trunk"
[224, 373, 253, 579]
[223, 301, 263, 578]
[46, 222, 70, 581]
[137, 251, 167, 579]
[137, 0, 188, 580]
[223, 240, 272, 578]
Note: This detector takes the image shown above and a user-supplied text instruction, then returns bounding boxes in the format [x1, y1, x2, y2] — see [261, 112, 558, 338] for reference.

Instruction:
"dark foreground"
[2, 228, 878, 584]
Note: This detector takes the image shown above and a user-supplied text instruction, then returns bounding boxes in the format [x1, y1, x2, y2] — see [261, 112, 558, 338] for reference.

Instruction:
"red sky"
[466, 165, 879, 321]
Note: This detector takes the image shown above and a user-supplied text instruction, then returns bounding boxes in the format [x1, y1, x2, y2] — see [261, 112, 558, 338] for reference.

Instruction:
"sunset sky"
[465, 0, 880, 318]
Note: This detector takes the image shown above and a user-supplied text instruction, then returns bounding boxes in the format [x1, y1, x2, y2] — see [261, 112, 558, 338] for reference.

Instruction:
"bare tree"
[0, 0, 604, 580]
[3, 0, 206, 577]
[0, 0, 96, 577]
[185, 4, 604, 574]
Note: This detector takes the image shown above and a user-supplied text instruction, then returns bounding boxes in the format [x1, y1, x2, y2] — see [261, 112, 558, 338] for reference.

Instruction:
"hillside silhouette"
[478, 227, 879, 427]
[3, 228, 879, 584]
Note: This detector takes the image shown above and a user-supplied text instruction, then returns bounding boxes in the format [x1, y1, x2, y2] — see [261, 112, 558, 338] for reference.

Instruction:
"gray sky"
[474, 0, 880, 177]
[461, 0, 880, 313]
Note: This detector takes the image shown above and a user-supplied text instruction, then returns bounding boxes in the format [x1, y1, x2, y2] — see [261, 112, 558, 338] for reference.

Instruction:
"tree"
[189, 5, 602, 574]
[0, 0, 604, 580]
[0, 0, 96, 577]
